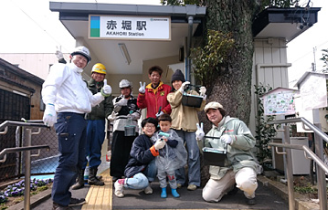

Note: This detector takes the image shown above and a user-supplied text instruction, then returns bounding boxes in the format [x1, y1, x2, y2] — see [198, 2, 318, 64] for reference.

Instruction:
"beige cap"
[204, 102, 223, 113]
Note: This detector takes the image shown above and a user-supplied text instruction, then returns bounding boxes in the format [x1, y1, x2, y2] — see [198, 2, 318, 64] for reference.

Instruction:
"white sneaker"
[144, 185, 153, 195]
[114, 180, 124, 198]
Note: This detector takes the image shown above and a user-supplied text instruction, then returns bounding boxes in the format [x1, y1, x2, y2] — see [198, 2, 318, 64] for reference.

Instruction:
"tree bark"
[198, 0, 257, 186]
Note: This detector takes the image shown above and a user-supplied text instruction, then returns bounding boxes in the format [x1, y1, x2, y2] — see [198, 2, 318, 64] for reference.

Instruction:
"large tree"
[163, 0, 294, 130]
[162, 0, 294, 184]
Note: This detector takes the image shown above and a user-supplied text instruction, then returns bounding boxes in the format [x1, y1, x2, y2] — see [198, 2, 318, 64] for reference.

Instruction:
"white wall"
[250, 38, 290, 135]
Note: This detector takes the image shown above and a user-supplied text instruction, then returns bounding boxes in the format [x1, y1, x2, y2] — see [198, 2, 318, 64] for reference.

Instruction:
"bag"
[181, 84, 203, 108]
[202, 135, 227, 166]
[202, 147, 227, 166]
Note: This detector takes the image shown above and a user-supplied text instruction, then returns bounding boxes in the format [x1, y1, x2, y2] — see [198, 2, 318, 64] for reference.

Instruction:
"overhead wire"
[9, 0, 71, 52]
[290, 39, 328, 63]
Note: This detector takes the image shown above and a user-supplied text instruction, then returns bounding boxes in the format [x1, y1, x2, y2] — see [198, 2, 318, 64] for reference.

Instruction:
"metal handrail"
[0, 119, 50, 210]
[269, 143, 328, 174]
[268, 117, 328, 210]
[267, 117, 328, 144]
[0, 145, 50, 163]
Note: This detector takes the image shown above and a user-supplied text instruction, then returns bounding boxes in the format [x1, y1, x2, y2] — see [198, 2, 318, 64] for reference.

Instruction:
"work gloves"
[155, 111, 164, 118]
[43, 104, 57, 127]
[55, 49, 64, 60]
[199, 86, 207, 100]
[195, 122, 205, 141]
[116, 98, 128, 107]
[154, 138, 166, 150]
[101, 79, 112, 97]
[220, 134, 232, 145]
[127, 112, 139, 121]
[179, 81, 190, 93]
[139, 82, 146, 93]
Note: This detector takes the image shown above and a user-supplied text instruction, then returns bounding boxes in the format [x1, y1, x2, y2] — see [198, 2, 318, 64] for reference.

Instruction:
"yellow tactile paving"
[82, 168, 112, 210]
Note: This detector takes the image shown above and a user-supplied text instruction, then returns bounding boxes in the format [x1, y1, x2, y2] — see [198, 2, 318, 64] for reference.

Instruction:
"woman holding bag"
[167, 69, 207, 191]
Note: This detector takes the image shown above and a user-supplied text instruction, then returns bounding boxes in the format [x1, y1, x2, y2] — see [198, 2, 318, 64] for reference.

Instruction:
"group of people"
[43, 46, 261, 210]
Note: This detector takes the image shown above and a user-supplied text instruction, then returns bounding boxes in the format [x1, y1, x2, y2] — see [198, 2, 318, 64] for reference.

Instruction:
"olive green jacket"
[86, 79, 113, 120]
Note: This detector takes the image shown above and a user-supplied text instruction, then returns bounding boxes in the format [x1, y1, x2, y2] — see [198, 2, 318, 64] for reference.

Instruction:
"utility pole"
[312, 46, 317, 71]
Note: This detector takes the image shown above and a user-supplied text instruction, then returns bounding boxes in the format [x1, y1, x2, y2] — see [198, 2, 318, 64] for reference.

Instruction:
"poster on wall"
[262, 87, 298, 116]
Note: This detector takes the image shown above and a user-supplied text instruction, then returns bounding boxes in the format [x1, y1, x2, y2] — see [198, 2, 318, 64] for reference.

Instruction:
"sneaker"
[114, 180, 124, 198]
[144, 185, 153, 195]
[177, 183, 182, 189]
[187, 184, 197, 191]
[53, 202, 74, 210]
[68, 198, 86, 206]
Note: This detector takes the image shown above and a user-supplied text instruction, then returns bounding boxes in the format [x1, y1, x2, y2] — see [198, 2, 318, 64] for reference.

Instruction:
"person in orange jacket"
[137, 66, 171, 118]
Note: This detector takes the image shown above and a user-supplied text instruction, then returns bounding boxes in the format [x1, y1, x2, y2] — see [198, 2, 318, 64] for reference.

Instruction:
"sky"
[0, 0, 327, 86]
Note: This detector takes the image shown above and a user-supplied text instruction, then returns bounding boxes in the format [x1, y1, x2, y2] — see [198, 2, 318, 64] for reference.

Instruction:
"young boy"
[114, 117, 165, 198]
[152, 114, 187, 198]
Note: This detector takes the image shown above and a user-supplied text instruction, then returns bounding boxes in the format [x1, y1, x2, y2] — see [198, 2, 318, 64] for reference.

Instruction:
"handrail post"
[313, 123, 327, 210]
[283, 124, 295, 210]
[23, 128, 31, 210]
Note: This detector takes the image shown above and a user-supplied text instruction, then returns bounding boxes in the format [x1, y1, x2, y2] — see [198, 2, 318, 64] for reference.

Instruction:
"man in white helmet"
[42, 46, 113, 210]
[108, 79, 141, 182]
[71, 63, 113, 190]
[195, 102, 261, 206]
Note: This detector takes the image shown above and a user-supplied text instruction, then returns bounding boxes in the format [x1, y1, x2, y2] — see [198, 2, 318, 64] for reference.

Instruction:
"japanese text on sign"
[89, 15, 171, 40]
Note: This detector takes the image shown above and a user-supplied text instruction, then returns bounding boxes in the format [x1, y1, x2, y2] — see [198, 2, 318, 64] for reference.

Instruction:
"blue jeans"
[125, 159, 157, 190]
[83, 119, 105, 169]
[174, 129, 201, 187]
[52, 112, 87, 206]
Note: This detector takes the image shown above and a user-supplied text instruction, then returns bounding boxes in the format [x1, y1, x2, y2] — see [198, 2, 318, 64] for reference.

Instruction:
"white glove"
[195, 122, 205, 141]
[127, 112, 139, 121]
[43, 104, 57, 127]
[155, 111, 164, 118]
[154, 139, 166, 150]
[55, 50, 63, 60]
[139, 81, 146, 93]
[116, 98, 128, 106]
[220, 134, 232, 144]
[178, 81, 190, 93]
[199, 86, 206, 96]
[102, 79, 112, 96]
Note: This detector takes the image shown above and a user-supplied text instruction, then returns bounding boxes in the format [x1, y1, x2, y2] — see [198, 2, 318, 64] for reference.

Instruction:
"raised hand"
[139, 81, 146, 93]
[195, 122, 205, 141]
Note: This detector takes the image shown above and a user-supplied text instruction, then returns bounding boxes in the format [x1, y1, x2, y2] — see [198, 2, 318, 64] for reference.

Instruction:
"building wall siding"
[249, 38, 290, 135]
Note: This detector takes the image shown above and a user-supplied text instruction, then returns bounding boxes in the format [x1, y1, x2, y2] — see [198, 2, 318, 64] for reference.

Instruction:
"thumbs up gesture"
[139, 81, 146, 93]
[195, 122, 205, 141]
[101, 79, 112, 96]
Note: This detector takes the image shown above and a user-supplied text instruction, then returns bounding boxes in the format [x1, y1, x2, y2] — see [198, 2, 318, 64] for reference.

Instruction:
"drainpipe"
[185, 15, 194, 82]
[185, 5, 197, 82]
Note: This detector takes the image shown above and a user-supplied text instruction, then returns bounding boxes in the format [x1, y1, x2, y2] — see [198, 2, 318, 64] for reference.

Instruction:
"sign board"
[299, 73, 327, 110]
[262, 87, 298, 115]
[89, 15, 171, 40]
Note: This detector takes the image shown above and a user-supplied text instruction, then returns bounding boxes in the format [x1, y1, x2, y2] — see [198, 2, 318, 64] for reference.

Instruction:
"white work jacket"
[42, 63, 104, 114]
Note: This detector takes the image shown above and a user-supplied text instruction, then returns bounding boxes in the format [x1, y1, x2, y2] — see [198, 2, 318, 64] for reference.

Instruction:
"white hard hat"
[204, 102, 224, 113]
[119, 79, 131, 88]
[71, 46, 91, 62]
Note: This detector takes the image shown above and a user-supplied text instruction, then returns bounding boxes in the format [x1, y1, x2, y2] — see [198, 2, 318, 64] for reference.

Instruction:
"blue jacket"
[124, 134, 157, 178]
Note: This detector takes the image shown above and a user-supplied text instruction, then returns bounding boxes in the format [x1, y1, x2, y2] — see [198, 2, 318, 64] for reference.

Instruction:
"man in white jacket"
[42, 46, 112, 210]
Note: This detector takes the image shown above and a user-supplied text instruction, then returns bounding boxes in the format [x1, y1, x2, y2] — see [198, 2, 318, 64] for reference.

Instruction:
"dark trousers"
[52, 112, 87, 206]
[83, 119, 105, 169]
[110, 131, 137, 178]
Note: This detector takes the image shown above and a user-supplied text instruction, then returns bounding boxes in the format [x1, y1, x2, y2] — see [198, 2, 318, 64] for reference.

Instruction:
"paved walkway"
[32, 167, 289, 210]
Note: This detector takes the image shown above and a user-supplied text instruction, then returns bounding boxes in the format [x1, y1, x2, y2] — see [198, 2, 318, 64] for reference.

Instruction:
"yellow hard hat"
[91, 63, 106, 75]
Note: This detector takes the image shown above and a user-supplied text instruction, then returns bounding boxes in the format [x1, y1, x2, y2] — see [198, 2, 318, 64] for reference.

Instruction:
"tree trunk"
[198, 0, 257, 186]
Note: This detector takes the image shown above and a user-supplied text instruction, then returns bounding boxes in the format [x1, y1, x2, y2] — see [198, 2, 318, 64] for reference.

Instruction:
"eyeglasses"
[144, 125, 155, 128]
